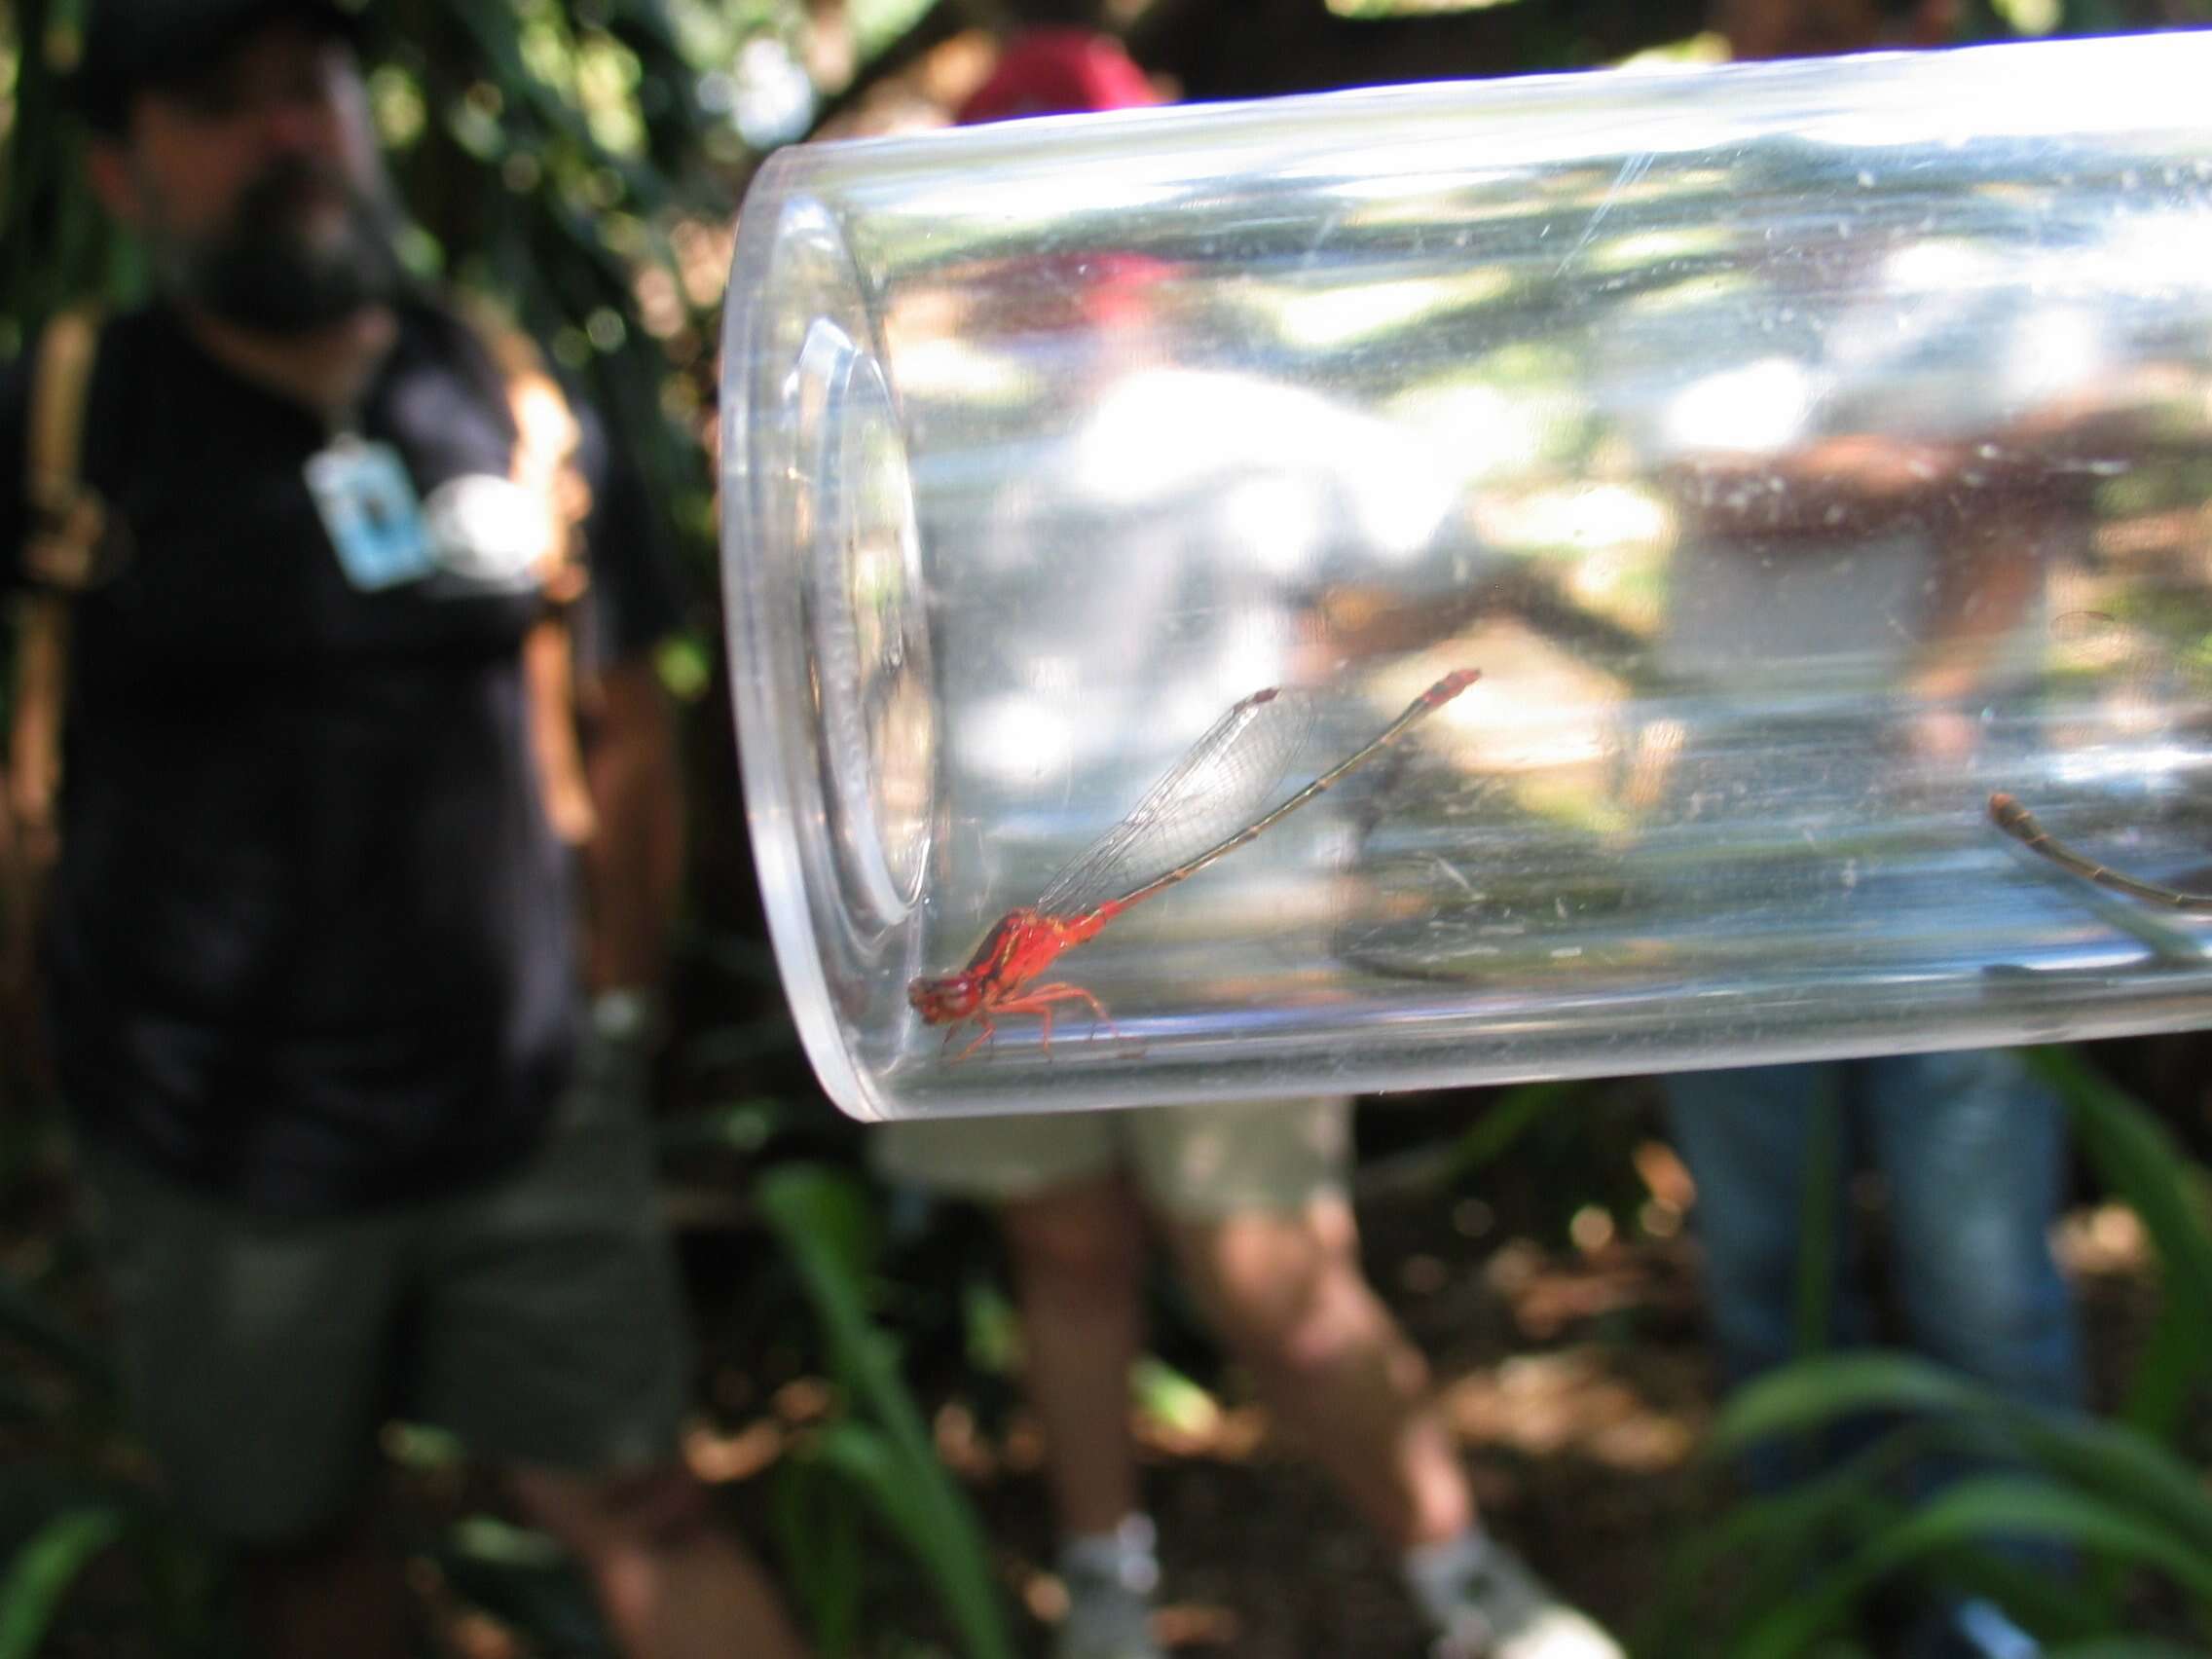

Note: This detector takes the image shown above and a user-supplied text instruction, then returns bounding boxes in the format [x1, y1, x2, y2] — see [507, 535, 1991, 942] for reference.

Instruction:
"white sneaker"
[1426, 1542, 1624, 1659]
[1052, 1567, 1164, 1659]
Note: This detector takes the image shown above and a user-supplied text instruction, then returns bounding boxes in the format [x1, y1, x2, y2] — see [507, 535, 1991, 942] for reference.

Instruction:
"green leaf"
[1739, 1476, 2212, 1659]
[0, 1463, 153, 1551]
[2117, 1300, 2202, 1456]
[961, 1279, 1021, 1379]
[385, 1420, 468, 1472]
[1650, 1403, 2151, 1652]
[2025, 1046, 2212, 1443]
[1130, 1357, 1221, 1440]
[772, 1448, 865, 1655]
[1707, 1350, 1985, 1458]
[0, 1506, 126, 1659]
[1441, 1080, 1579, 1186]
[448, 1514, 567, 1570]
[1640, 1423, 1931, 1654]
[2008, 1407, 2212, 1562]
[762, 1164, 881, 1292]
[760, 1165, 1015, 1659]
[655, 632, 715, 703]
[813, 1419, 937, 1562]
[1710, 1348, 2212, 1564]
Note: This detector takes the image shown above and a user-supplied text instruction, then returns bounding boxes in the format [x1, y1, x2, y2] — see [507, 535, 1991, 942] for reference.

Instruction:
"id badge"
[304, 435, 437, 591]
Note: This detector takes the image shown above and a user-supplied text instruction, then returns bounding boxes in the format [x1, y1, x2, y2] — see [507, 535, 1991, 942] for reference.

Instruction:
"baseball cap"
[72, 0, 367, 132]
[953, 29, 1175, 331]
[954, 28, 1161, 127]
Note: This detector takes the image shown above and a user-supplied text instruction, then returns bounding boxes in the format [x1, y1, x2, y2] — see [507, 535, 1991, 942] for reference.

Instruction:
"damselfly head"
[907, 972, 979, 1024]
[1430, 667, 1482, 705]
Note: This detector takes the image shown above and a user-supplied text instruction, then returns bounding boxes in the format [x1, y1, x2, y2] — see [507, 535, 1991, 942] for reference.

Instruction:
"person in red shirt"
[873, 32, 1624, 1659]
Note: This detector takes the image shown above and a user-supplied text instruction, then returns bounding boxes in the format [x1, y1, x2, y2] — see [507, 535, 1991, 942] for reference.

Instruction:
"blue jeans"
[1663, 1049, 2084, 1488]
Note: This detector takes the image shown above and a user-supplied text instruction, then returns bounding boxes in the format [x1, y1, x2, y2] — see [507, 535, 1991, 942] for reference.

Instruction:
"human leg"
[423, 1041, 807, 1658]
[1662, 1059, 1869, 1396]
[1163, 1191, 1468, 1547]
[1001, 1173, 1154, 1541]
[510, 1463, 806, 1659]
[1863, 1048, 2083, 1414]
[1863, 1047, 2084, 1654]
[234, 1511, 412, 1659]
[1144, 1098, 1618, 1658]
[871, 1108, 1144, 1539]
[1002, 1174, 1164, 1659]
[871, 1107, 1158, 1658]
[1666, 1059, 1892, 1497]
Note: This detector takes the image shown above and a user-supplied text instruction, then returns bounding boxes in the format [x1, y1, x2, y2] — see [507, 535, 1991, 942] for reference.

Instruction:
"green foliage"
[0, 0, 739, 583]
[0, 1505, 127, 1659]
[1130, 1355, 1221, 1439]
[1650, 1052, 2212, 1658]
[0, 0, 137, 349]
[759, 1163, 1018, 1659]
[1736, 1473, 2212, 1659]
[773, 1441, 869, 1655]
[0, 1254, 229, 1659]
[1435, 1078, 1582, 1186]
[1648, 1351, 2212, 1653]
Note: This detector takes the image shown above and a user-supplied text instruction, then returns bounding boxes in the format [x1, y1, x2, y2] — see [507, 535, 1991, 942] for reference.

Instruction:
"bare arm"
[578, 657, 686, 1003]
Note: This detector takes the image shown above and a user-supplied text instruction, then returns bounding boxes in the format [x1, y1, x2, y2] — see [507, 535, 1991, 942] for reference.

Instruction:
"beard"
[153, 155, 409, 334]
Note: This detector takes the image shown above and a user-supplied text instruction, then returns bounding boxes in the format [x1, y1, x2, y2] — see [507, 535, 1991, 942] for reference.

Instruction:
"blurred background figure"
[954, 23, 1164, 121]
[1647, 3, 2087, 1656]
[0, 1, 804, 1654]
[1709, 0, 1957, 58]
[871, 29, 1623, 1659]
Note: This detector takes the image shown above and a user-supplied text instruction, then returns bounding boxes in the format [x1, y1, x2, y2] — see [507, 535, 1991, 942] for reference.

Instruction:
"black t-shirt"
[0, 299, 684, 1213]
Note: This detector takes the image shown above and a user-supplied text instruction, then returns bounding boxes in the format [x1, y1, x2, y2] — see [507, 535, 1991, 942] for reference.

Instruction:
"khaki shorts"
[869, 1096, 1353, 1220]
[80, 1035, 691, 1545]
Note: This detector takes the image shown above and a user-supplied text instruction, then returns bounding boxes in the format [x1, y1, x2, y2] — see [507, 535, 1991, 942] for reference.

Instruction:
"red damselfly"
[909, 668, 1480, 1059]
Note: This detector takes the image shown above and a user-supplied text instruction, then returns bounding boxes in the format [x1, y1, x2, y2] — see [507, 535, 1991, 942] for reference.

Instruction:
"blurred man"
[871, 31, 1623, 1659]
[0, 2, 805, 1654]
[1654, 5, 2085, 1657]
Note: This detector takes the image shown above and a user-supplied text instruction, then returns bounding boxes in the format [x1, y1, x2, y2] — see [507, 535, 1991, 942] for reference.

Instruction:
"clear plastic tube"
[719, 32, 2212, 1122]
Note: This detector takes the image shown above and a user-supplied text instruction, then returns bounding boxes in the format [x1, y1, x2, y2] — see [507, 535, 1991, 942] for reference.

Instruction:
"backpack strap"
[459, 300, 600, 847]
[10, 308, 106, 864]
[5, 306, 106, 986]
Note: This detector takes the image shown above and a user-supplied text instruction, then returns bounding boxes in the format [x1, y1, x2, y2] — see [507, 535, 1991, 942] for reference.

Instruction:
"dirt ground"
[928, 1181, 2168, 1659]
[967, 1204, 1725, 1658]
[648, 1090, 2176, 1659]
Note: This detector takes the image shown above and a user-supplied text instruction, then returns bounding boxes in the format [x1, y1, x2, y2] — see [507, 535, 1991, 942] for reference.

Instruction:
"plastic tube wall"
[720, 33, 2212, 1122]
